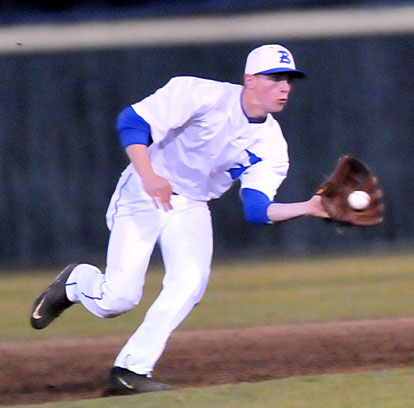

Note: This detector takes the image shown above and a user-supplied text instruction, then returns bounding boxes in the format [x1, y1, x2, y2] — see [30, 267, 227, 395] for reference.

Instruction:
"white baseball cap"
[245, 44, 307, 78]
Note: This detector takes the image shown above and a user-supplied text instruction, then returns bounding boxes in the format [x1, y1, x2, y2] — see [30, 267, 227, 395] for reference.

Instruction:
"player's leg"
[114, 195, 213, 375]
[31, 211, 160, 329]
[65, 211, 160, 318]
[30, 169, 161, 327]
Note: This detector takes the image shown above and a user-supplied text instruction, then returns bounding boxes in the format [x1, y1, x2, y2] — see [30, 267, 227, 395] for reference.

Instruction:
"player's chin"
[271, 101, 287, 112]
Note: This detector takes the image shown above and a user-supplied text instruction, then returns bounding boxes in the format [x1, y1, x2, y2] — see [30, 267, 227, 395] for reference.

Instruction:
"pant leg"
[66, 215, 160, 317]
[114, 194, 213, 375]
[66, 168, 163, 318]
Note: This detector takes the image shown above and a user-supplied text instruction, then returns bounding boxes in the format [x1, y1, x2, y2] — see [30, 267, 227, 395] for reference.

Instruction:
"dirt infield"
[1, 318, 414, 406]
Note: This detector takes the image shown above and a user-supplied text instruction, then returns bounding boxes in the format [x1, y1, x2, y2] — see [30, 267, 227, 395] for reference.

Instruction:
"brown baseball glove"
[316, 155, 384, 226]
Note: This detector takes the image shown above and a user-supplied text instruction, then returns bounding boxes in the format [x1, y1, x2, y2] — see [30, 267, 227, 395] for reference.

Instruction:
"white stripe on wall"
[1, 5, 413, 54]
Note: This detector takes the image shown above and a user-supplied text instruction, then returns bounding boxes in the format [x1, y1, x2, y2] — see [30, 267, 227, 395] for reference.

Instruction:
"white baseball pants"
[65, 169, 213, 375]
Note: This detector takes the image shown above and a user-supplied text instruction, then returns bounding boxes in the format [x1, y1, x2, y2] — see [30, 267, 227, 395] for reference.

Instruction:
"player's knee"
[98, 292, 141, 318]
[174, 267, 209, 303]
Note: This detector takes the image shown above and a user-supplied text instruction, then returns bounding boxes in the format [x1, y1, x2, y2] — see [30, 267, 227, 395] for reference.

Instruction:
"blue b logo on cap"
[278, 50, 291, 64]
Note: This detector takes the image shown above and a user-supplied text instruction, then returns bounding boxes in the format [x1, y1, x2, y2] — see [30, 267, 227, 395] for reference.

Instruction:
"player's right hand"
[142, 174, 173, 211]
[307, 195, 330, 218]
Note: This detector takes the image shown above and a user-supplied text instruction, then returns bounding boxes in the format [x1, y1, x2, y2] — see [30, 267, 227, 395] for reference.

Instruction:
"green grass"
[2, 252, 414, 341]
[2, 253, 414, 408]
[10, 368, 414, 408]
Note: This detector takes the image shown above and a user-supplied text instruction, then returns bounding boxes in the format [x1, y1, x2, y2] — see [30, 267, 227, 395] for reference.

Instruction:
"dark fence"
[1, 35, 413, 267]
[1, 1, 406, 25]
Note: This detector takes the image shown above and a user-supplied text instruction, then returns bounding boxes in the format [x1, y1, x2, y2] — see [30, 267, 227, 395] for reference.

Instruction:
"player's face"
[253, 73, 294, 113]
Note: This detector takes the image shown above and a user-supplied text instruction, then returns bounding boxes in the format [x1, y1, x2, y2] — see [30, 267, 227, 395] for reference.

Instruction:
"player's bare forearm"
[125, 144, 157, 179]
[125, 144, 173, 210]
[267, 195, 329, 223]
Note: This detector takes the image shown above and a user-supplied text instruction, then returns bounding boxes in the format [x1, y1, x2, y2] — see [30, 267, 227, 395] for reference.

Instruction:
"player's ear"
[244, 74, 255, 89]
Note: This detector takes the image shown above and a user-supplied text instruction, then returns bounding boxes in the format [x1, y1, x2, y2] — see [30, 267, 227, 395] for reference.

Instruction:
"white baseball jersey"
[128, 76, 289, 201]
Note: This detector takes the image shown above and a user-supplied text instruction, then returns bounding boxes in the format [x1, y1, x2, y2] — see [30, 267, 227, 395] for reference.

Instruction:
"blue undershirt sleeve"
[241, 188, 275, 224]
[116, 106, 153, 149]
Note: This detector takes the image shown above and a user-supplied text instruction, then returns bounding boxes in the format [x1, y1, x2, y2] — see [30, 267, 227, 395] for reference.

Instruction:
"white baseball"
[347, 190, 371, 210]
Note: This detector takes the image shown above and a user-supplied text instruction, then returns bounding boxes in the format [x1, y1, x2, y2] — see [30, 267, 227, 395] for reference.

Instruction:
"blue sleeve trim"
[116, 106, 153, 149]
[241, 188, 273, 224]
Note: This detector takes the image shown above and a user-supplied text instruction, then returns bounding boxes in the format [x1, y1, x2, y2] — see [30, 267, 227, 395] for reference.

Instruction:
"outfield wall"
[1, 7, 413, 266]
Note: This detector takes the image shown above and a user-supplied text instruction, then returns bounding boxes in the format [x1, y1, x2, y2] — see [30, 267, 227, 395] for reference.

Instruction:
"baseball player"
[30, 44, 330, 394]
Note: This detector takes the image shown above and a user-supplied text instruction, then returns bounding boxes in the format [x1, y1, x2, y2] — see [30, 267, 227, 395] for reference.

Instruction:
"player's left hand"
[316, 155, 384, 226]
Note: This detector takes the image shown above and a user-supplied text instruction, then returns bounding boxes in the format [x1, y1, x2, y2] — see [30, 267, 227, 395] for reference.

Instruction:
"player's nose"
[280, 81, 291, 92]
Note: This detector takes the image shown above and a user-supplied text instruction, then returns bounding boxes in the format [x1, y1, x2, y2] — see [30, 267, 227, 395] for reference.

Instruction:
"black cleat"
[108, 366, 172, 395]
[30, 263, 78, 330]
